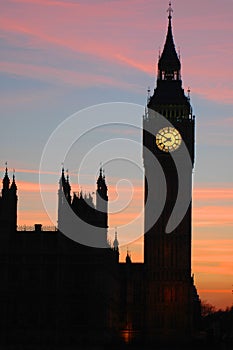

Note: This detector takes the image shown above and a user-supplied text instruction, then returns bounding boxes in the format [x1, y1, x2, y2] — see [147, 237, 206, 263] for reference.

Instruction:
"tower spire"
[157, 2, 181, 81]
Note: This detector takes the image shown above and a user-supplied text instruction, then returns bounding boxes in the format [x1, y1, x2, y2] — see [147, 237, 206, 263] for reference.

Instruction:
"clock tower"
[143, 3, 196, 342]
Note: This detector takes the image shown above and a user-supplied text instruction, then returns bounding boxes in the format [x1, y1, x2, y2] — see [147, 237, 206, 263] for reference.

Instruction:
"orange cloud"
[0, 167, 60, 175]
[17, 180, 57, 193]
[194, 187, 233, 201]
[199, 290, 230, 294]
[18, 210, 53, 226]
[197, 290, 232, 310]
[14, 179, 233, 227]
[193, 206, 233, 226]
[192, 238, 233, 308]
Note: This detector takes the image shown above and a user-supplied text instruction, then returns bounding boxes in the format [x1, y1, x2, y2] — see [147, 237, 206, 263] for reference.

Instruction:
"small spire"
[167, 1, 173, 20]
[113, 227, 119, 251]
[59, 165, 66, 186]
[11, 170, 17, 191]
[66, 169, 71, 193]
[61, 165, 65, 177]
[147, 86, 151, 104]
[126, 248, 132, 264]
[61, 163, 65, 175]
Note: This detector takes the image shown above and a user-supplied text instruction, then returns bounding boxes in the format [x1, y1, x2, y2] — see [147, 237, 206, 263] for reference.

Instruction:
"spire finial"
[167, 1, 173, 20]
[5, 161, 8, 174]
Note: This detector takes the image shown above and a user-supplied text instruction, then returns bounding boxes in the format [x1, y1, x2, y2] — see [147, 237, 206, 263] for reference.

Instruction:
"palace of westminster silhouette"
[0, 4, 201, 349]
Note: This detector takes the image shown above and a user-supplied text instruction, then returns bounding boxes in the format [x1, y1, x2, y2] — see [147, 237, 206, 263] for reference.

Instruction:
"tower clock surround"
[143, 1, 197, 342]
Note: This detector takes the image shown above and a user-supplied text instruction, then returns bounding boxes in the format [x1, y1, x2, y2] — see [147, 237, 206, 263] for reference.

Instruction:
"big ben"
[143, 3, 198, 342]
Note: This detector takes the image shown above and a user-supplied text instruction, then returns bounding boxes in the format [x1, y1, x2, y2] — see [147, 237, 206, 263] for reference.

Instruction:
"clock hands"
[158, 133, 172, 143]
[164, 136, 172, 143]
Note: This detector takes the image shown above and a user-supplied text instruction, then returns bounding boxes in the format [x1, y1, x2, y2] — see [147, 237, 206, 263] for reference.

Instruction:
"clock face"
[156, 127, 182, 152]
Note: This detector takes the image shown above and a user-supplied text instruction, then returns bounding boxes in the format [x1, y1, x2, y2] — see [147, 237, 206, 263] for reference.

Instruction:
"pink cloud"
[1, 0, 232, 103]
[0, 61, 135, 90]
[12, 0, 80, 7]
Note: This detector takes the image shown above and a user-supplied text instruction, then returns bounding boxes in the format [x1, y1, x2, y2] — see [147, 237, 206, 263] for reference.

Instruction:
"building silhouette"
[0, 4, 201, 349]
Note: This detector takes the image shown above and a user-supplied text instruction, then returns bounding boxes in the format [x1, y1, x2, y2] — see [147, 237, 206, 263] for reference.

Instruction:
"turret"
[58, 167, 68, 230]
[2, 165, 10, 197]
[125, 249, 132, 264]
[59, 167, 71, 205]
[10, 172, 18, 231]
[10, 173, 17, 193]
[96, 167, 108, 229]
[96, 167, 108, 201]
[0, 166, 18, 233]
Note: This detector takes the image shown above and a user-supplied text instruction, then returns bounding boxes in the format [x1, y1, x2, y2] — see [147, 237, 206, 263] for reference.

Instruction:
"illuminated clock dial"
[156, 127, 182, 152]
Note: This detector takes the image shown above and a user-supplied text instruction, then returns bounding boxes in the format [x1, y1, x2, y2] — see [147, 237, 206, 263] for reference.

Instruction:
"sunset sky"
[1, 0, 233, 310]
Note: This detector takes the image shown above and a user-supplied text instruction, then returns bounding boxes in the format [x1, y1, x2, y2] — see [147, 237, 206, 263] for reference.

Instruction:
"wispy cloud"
[1, 0, 232, 103]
